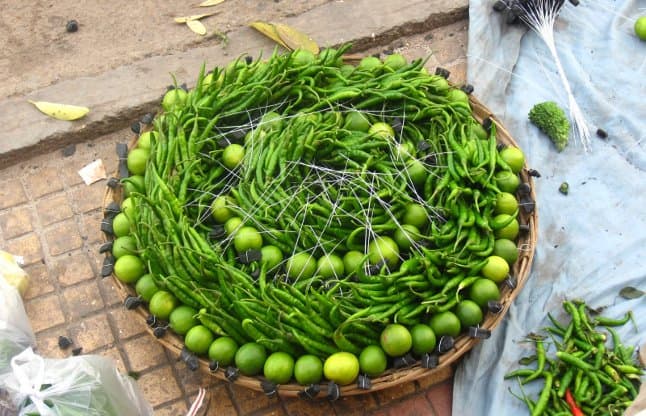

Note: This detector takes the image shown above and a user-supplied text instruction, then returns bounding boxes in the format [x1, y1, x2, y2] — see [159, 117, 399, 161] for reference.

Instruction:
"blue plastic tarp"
[455, 1, 646, 414]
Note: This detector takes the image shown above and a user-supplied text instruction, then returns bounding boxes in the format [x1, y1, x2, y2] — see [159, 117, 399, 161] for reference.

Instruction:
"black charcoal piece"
[58, 335, 73, 349]
[460, 84, 474, 95]
[299, 384, 321, 399]
[100, 219, 114, 236]
[596, 128, 608, 139]
[217, 138, 232, 148]
[357, 375, 371, 390]
[422, 353, 439, 369]
[153, 327, 166, 338]
[569, 0, 579, 5]
[71, 347, 83, 356]
[116, 143, 128, 159]
[261, 380, 277, 397]
[225, 366, 240, 382]
[519, 223, 531, 233]
[505, 9, 519, 24]
[66, 20, 79, 33]
[436, 336, 455, 353]
[517, 182, 531, 196]
[104, 201, 121, 216]
[180, 347, 193, 362]
[326, 382, 340, 401]
[131, 122, 141, 134]
[208, 225, 226, 240]
[186, 355, 199, 371]
[106, 177, 120, 189]
[236, 249, 262, 264]
[527, 169, 541, 178]
[227, 129, 247, 142]
[435, 67, 450, 79]
[146, 315, 157, 327]
[101, 256, 115, 277]
[209, 360, 219, 372]
[141, 113, 154, 125]
[98, 241, 113, 254]
[468, 327, 491, 339]
[520, 196, 535, 214]
[180, 83, 188, 92]
[250, 268, 260, 279]
[488, 300, 503, 314]
[244, 55, 253, 65]
[124, 296, 143, 310]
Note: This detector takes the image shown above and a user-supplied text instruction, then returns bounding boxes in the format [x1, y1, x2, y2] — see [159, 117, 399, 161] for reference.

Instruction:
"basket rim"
[102, 93, 538, 398]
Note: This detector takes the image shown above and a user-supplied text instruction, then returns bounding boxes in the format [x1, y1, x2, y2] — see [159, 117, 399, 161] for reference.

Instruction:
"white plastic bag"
[1, 348, 153, 416]
[0, 277, 35, 375]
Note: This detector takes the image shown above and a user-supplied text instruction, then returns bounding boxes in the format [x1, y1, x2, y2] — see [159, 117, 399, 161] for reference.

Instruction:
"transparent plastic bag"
[0, 277, 35, 375]
[1, 348, 153, 416]
[0, 250, 30, 297]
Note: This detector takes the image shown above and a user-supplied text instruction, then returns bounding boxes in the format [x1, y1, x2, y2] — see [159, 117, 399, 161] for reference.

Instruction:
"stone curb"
[0, 0, 467, 167]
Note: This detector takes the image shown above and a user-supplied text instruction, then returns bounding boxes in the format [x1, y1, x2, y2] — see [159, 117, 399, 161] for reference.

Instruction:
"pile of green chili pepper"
[505, 300, 642, 415]
[116, 44, 529, 368]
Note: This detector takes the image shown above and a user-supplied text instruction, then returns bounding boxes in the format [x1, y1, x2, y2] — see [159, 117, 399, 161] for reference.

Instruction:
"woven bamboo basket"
[102, 91, 538, 398]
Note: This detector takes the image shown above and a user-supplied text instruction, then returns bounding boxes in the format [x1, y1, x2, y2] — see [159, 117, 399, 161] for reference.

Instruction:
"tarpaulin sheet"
[455, 1, 646, 414]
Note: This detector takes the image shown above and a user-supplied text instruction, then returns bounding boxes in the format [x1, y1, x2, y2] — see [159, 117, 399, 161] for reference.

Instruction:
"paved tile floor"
[0, 23, 468, 415]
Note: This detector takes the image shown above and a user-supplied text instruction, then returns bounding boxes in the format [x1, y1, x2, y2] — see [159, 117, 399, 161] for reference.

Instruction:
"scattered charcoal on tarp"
[66, 20, 79, 33]
[435, 67, 450, 79]
[71, 347, 83, 356]
[527, 168, 541, 178]
[596, 128, 608, 139]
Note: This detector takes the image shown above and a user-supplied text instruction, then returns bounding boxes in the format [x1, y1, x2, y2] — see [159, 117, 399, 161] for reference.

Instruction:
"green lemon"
[403, 203, 429, 229]
[162, 88, 188, 112]
[368, 122, 394, 140]
[469, 278, 501, 309]
[263, 352, 295, 384]
[294, 354, 323, 385]
[343, 251, 365, 276]
[112, 235, 137, 258]
[233, 226, 263, 252]
[380, 323, 412, 357]
[383, 53, 407, 71]
[235, 342, 267, 376]
[493, 239, 519, 265]
[260, 245, 283, 271]
[285, 252, 317, 280]
[169, 305, 199, 335]
[495, 192, 519, 216]
[135, 274, 159, 303]
[137, 131, 156, 151]
[481, 255, 510, 283]
[148, 290, 178, 320]
[112, 212, 131, 238]
[113, 254, 145, 284]
[499, 147, 525, 174]
[394, 224, 422, 251]
[368, 236, 400, 269]
[635, 16, 646, 41]
[211, 195, 236, 223]
[410, 324, 437, 356]
[343, 111, 371, 132]
[495, 171, 520, 193]
[358, 56, 382, 71]
[429, 311, 461, 337]
[184, 325, 214, 355]
[316, 254, 345, 278]
[455, 300, 484, 328]
[208, 337, 238, 366]
[222, 144, 245, 170]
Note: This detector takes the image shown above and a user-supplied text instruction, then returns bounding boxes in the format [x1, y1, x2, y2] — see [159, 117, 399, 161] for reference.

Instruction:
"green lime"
[323, 352, 360, 386]
[184, 325, 214, 355]
[121, 197, 135, 219]
[429, 311, 461, 337]
[162, 88, 188, 112]
[112, 212, 131, 238]
[294, 354, 323, 385]
[393, 141, 415, 160]
[222, 144, 245, 170]
[384, 53, 407, 71]
[285, 252, 317, 280]
[380, 324, 412, 357]
[135, 274, 159, 302]
[263, 352, 295, 384]
[368, 236, 400, 269]
[211, 195, 236, 224]
[208, 337, 238, 366]
[260, 245, 283, 271]
[495, 171, 520, 193]
[232, 226, 263, 253]
[493, 239, 519, 265]
[469, 278, 501, 309]
[410, 323, 437, 356]
[495, 218, 520, 240]
[472, 123, 488, 141]
[343, 111, 371, 132]
[635, 16, 646, 41]
[447, 88, 469, 104]
[405, 159, 427, 187]
[316, 254, 345, 278]
[224, 216, 243, 235]
[112, 235, 137, 258]
[394, 224, 421, 251]
[127, 148, 149, 176]
[481, 255, 510, 283]
[403, 203, 429, 229]
[495, 192, 519, 216]
[343, 251, 365, 276]
[454, 300, 484, 328]
[292, 49, 316, 66]
[368, 122, 394, 140]
[235, 342, 267, 376]
[113, 254, 145, 284]
[358, 56, 382, 71]
[499, 147, 525, 174]
[169, 305, 199, 335]
[122, 175, 144, 197]
[137, 131, 156, 151]
[260, 111, 283, 132]
[359, 345, 388, 377]
[148, 290, 178, 320]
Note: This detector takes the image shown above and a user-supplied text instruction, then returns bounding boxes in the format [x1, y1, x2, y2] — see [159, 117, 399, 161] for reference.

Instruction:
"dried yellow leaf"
[249, 21, 290, 49]
[274, 23, 319, 54]
[28, 100, 89, 121]
[174, 11, 219, 23]
[186, 19, 207, 35]
[199, 0, 224, 7]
